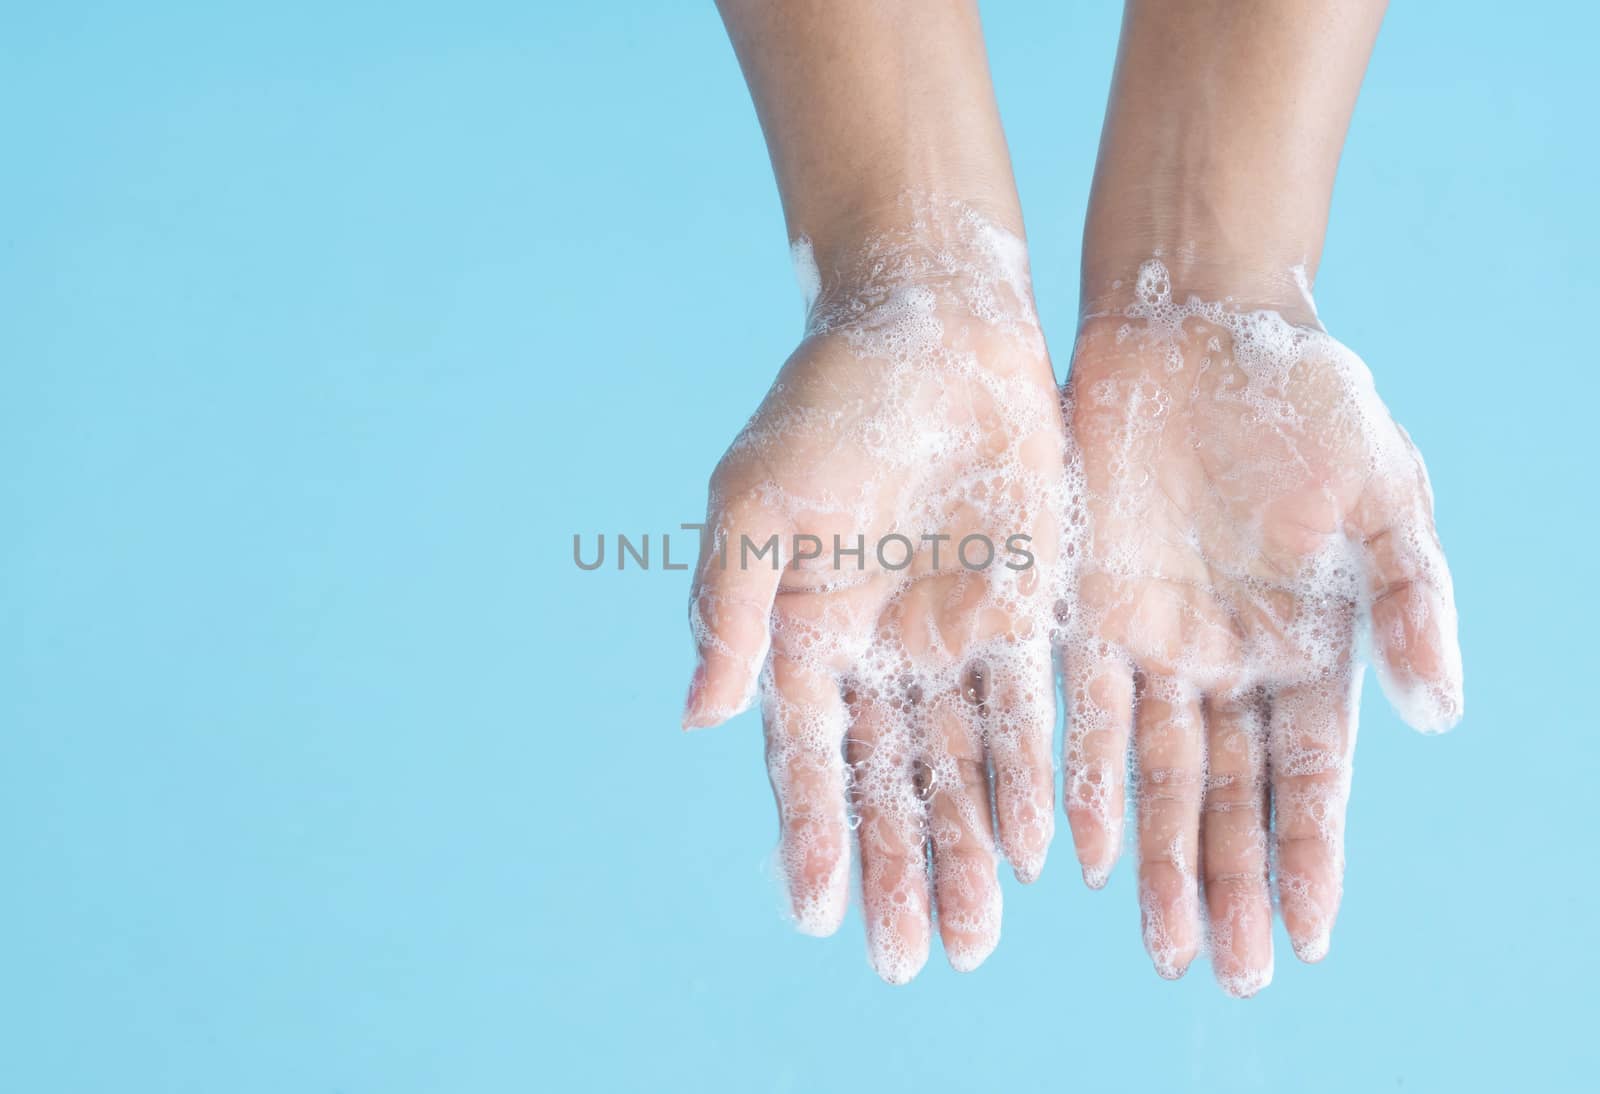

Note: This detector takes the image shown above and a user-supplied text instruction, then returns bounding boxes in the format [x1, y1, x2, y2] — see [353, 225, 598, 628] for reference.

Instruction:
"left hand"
[1057, 261, 1464, 995]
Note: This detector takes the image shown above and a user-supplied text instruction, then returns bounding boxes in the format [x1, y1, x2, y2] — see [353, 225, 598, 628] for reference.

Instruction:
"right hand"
[683, 211, 1065, 982]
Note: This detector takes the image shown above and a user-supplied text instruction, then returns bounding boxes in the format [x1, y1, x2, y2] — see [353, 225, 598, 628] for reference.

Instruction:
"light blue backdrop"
[3, 3, 1592, 1091]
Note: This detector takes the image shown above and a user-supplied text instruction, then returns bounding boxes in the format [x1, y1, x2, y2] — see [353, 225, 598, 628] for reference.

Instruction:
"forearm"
[1082, 0, 1387, 314]
[717, 0, 1025, 274]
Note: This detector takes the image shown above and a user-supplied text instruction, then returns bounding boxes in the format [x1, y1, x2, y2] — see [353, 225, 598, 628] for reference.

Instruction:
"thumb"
[683, 493, 787, 729]
[1363, 512, 1463, 734]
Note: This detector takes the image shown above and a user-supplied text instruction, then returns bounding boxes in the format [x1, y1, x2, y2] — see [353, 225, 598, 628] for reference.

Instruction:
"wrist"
[792, 185, 1025, 286]
[1080, 249, 1324, 329]
[794, 192, 1042, 343]
[1081, 175, 1326, 327]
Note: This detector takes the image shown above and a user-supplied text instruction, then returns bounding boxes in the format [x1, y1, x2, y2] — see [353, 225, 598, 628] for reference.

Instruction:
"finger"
[1269, 669, 1358, 964]
[763, 654, 850, 937]
[926, 684, 1003, 972]
[1063, 646, 1134, 888]
[1134, 672, 1204, 980]
[684, 491, 787, 729]
[1355, 428, 1463, 733]
[847, 690, 931, 985]
[1364, 514, 1463, 733]
[1201, 691, 1273, 997]
[987, 650, 1057, 883]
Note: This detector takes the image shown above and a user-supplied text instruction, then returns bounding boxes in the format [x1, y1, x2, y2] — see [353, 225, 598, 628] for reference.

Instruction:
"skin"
[712, 0, 1025, 272]
[1065, 0, 1462, 996]
[1082, 0, 1389, 320]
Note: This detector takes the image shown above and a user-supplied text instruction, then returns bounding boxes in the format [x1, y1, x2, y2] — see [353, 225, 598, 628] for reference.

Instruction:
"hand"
[1058, 261, 1463, 995]
[683, 208, 1065, 982]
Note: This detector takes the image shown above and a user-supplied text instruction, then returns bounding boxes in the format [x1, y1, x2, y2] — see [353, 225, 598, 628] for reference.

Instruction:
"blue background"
[3, 2, 1593, 1091]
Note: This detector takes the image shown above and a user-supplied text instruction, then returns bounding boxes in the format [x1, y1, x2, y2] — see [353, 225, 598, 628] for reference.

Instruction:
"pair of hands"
[681, 210, 1462, 994]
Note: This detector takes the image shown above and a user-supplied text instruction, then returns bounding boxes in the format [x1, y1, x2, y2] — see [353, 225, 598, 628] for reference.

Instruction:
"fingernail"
[1082, 862, 1111, 890]
[1152, 958, 1189, 981]
[945, 931, 999, 974]
[1011, 845, 1047, 884]
[680, 659, 708, 731]
[1292, 927, 1331, 964]
[868, 944, 924, 986]
[1218, 963, 1274, 999]
[788, 860, 849, 938]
